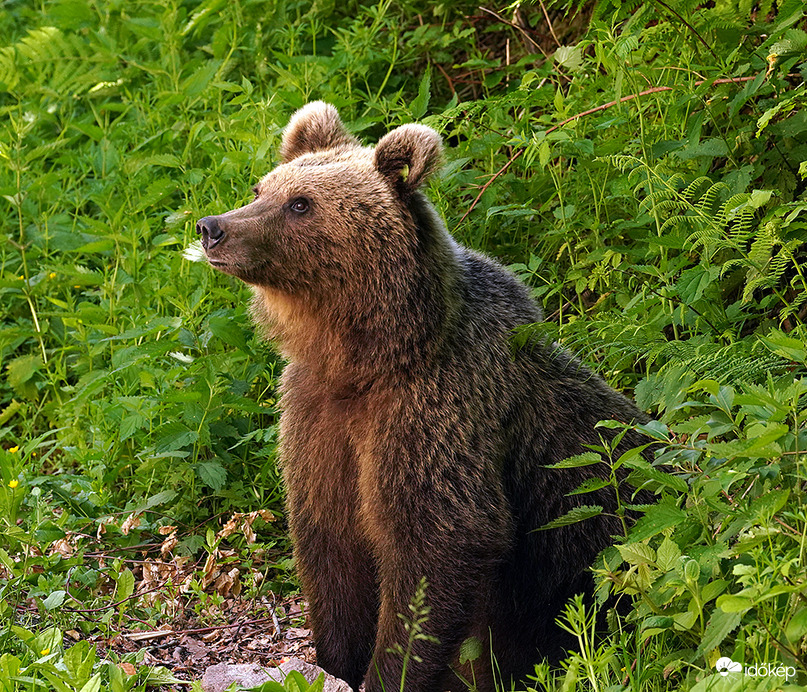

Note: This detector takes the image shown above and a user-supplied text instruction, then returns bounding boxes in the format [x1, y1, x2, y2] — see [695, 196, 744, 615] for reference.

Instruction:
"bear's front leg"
[291, 515, 379, 691]
[360, 451, 511, 692]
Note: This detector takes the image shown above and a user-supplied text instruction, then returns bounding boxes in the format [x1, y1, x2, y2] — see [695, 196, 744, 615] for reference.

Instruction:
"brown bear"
[196, 102, 650, 692]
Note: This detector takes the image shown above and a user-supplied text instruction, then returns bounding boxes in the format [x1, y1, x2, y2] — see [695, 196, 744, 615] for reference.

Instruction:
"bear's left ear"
[281, 101, 360, 162]
[374, 124, 442, 196]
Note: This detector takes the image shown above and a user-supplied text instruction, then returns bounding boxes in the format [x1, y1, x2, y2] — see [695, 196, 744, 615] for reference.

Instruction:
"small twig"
[546, 300, 574, 323]
[435, 62, 455, 96]
[271, 605, 282, 639]
[83, 545, 164, 556]
[654, 0, 718, 60]
[152, 616, 275, 638]
[774, 517, 802, 538]
[538, 0, 561, 47]
[478, 6, 547, 57]
[454, 75, 759, 228]
[124, 629, 176, 642]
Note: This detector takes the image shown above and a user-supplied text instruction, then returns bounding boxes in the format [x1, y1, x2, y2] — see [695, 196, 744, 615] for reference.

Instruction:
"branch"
[454, 75, 759, 228]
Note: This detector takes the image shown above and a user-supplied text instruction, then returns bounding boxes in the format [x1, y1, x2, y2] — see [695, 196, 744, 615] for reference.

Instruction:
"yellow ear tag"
[400, 164, 410, 182]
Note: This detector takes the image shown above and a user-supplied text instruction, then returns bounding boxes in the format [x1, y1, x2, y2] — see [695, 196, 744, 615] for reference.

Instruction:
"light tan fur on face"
[249, 286, 350, 377]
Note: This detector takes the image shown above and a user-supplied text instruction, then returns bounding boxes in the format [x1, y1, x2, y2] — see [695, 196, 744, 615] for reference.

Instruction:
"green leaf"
[676, 137, 729, 160]
[747, 189, 773, 208]
[626, 502, 687, 542]
[63, 640, 95, 685]
[196, 459, 227, 491]
[683, 558, 700, 582]
[115, 569, 135, 602]
[154, 422, 198, 454]
[128, 490, 177, 514]
[39, 671, 75, 692]
[634, 420, 670, 440]
[785, 608, 807, 642]
[6, 354, 42, 398]
[538, 139, 550, 168]
[305, 672, 325, 692]
[672, 610, 697, 630]
[78, 673, 102, 692]
[759, 329, 807, 364]
[459, 636, 483, 664]
[0, 399, 22, 426]
[566, 477, 610, 496]
[182, 61, 219, 98]
[0, 654, 21, 680]
[694, 609, 742, 657]
[617, 543, 656, 565]
[641, 615, 673, 631]
[656, 537, 682, 571]
[251, 683, 287, 692]
[208, 315, 252, 353]
[533, 505, 603, 531]
[410, 66, 431, 119]
[554, 45, 583, 71]
[701, 579, 729, 604]
[544, 452, 602, 468]
[622, 456, 688, 493]
[716, 594, 754, 613]
[281, 670, 322, 692]
[749, 488, 790, 520]
[676, 266, 719, 304]
[119, 413, 146, 441]
[143, 667, 183, 685]
[42, 590, 66, 611]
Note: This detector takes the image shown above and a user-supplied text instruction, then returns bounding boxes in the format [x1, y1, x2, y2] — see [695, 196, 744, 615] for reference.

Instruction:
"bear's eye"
[290, 198, 310, 214]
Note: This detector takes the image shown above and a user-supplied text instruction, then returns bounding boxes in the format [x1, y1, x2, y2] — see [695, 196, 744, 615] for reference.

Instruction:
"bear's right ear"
[280, 102, 359, 162]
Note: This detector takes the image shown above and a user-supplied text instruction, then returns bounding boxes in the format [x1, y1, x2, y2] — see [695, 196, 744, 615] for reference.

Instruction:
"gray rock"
[201, 663, 271, 692]
[201, 657, 352, 692]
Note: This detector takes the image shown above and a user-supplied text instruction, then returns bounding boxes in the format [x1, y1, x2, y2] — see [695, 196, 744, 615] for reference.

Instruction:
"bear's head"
[196, 102, 444, 299]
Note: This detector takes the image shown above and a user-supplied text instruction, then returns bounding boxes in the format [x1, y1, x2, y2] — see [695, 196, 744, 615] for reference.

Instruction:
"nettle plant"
[600, 373, 807, 685]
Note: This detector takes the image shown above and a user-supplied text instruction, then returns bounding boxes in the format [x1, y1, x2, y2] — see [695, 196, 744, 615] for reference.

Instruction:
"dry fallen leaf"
[217, 510, 275, 544]
[213, 566, 242, 597]
[120, 513, 141, 536]
[120, 663, 137, 676]
[160, 531, 178, 558]
[49, 536, 75, 558]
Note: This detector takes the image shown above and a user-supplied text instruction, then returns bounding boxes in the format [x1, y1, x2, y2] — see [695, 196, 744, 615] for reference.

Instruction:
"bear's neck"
[250, 204, 461, 388]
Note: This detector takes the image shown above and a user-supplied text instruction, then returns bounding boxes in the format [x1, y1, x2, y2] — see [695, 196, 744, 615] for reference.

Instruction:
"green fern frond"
[780, 290, 807, 321]
[693, 180, 728, 214]
[658, 338, 790, 384]
[0, 26, 112, 97]
[681, 177, 714, 203]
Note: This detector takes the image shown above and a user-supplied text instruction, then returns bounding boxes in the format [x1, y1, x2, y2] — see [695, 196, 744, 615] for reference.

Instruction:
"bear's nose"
[196, 216, 226, 250]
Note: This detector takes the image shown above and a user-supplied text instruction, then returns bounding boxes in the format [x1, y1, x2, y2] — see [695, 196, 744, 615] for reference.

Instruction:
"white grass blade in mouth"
[182, 240, 207, 263]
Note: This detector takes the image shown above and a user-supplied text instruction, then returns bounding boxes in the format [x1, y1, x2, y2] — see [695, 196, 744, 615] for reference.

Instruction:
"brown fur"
[197, 102, 650, 692]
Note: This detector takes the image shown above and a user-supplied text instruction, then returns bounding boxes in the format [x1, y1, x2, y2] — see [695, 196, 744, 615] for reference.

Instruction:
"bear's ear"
[374, 124, 442, 196]
[280, 102, 359, 162]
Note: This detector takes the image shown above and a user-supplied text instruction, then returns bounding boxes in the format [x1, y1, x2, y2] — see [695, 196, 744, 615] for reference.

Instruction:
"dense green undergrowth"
[1, 0, 806, 690]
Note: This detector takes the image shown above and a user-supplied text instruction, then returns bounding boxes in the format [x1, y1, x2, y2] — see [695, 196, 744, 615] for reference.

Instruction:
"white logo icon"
[715, 657, 742, 676]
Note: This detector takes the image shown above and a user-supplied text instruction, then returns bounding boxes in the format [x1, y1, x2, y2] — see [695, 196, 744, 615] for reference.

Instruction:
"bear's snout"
[196, 215, 226, 250]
